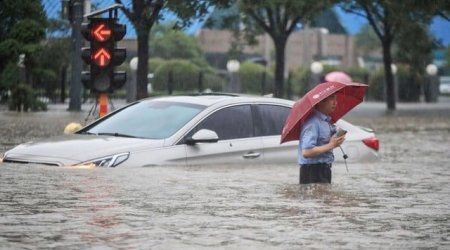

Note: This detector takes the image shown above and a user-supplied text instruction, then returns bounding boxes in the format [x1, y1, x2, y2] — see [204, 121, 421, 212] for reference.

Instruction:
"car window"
[183, 104, 253, 142]
[253, 104, 291, 136]
[86, 101, 205, 139]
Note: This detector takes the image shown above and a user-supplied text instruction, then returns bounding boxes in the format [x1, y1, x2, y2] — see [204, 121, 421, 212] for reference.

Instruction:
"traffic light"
[81, 18, 127, 93]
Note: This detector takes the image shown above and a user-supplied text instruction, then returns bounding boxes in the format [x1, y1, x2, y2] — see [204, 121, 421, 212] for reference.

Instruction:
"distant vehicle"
[1, 94, 379, 167]
[440, 76, 450, 94]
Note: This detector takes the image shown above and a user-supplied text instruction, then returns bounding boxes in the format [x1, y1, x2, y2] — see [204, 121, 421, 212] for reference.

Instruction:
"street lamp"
[309, 61, 323, 90]
[226, 59, 240, 93]
[310, 61, 323, 74]
[425, 63, 438, 103]
[127, 57, 138, 103]
[391, 64, 398, 102]
[426, 64, 438, 76]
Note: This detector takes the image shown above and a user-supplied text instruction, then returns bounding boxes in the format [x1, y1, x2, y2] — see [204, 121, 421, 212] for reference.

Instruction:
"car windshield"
[86, 101, 206, 139]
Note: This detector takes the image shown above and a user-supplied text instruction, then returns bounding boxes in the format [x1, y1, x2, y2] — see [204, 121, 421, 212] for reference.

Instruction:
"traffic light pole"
[98, 93, 108, 117]
[68, 0, 83, 111]
[80, 4, 126, 117]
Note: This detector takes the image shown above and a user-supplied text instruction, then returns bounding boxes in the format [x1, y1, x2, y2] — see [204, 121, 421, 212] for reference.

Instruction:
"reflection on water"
[1, 110, 449, 249]
[1, 130, 449, 249]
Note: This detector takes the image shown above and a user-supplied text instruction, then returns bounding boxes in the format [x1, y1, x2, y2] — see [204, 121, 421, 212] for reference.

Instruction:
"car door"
[253, 104, 298, 165]
[183, 104, 264, 165]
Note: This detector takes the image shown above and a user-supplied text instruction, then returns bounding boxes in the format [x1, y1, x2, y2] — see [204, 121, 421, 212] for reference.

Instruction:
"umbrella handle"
[339, 146, 349, 172]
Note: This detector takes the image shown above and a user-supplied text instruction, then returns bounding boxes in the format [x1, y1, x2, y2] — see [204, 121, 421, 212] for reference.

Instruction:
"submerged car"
[1, 94, 379, 167]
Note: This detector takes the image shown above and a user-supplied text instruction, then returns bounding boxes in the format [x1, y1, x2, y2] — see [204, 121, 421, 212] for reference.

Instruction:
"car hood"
[3, 134, 164, 166]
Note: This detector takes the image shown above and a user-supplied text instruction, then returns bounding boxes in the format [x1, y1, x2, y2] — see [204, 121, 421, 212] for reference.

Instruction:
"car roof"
[141, 93, 294, 107]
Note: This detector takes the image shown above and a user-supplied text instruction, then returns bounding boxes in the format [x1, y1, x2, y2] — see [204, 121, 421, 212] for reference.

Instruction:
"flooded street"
[1, 102, 449, 249]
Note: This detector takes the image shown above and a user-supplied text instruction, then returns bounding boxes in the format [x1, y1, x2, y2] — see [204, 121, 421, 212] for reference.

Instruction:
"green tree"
[355, 24, 380, 56]
[394, 22, 435, 75]
[239, 0, 333, 98]
[340, 0, 448, 110]
[115, 0, 230, 100]
[0, 0, 46, 89]
[32, 38, 71, 101]
[149, 23, 207, 66]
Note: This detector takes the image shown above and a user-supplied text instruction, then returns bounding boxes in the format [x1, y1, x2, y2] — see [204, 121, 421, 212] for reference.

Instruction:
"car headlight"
[77, 152, 130, 168]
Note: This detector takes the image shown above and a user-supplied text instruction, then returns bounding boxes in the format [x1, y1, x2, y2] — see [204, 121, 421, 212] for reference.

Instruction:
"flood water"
[1, 103, 449, 249]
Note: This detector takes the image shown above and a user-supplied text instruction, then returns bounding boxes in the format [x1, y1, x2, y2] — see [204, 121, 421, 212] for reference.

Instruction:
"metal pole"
[98, 93, 108, 117]
[198, 71, 203, 93]
[68, 0, 83, 111]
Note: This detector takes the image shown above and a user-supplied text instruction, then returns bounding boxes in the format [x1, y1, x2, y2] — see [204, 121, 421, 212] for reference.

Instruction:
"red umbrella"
[280, 81, 368, 144]
[325, 71, 352, 84]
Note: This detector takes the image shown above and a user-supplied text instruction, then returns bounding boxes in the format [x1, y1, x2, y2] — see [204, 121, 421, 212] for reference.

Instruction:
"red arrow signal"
[91, 23, 111, 42]
[93, 48, 111, 67]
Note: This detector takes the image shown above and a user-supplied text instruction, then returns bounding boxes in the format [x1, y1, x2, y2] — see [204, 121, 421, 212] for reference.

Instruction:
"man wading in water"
[298, 94, 346, 184]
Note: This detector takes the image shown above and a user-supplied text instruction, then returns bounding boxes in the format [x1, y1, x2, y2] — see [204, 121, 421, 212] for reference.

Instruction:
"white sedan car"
[1, 94, 379, 167]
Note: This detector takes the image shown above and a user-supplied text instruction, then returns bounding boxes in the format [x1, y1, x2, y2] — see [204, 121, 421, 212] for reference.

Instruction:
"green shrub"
[397, 65, 422, 102]
[8, 83, 46, 111]
[149, 57, 166, 73]
[290, 67, 310, 98]
[151, 59, 225, 93]
[367, 69, 385, 101]
[238, 61, 273, 94]
[365, 65, 423, 102]
[153, 59, 201, 92]
[346, 67, 370, 84]
[201, 72, 225, 92]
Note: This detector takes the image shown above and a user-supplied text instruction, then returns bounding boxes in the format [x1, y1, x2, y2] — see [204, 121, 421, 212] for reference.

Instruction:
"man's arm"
[302, 134, 345, 158]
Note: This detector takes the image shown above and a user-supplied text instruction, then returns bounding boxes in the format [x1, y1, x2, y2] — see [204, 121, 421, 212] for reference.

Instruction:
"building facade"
[196, 28, 358, 71]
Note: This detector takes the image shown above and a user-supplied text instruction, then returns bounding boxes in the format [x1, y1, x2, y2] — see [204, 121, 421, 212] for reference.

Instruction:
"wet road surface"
[0, 101, 449, 249]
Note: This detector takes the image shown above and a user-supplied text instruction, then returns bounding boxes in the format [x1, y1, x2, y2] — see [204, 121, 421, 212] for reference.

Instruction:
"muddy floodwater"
[0, 102, 449, 249]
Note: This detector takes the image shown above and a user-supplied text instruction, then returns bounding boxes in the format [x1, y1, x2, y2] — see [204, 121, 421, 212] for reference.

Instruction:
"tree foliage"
[394, 22, 435, 74]
[115, 0, 230, 100]
[149, 23, 206, 65]
[342, 0, 436, 110]
[238, 0, 334, 98]
[340, 0, 449, 110]
[355, 24, 380, 55]
[0, 0, 47, 90]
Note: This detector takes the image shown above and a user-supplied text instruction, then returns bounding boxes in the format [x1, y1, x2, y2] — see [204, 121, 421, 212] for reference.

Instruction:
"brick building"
[196, 28, 358, 71]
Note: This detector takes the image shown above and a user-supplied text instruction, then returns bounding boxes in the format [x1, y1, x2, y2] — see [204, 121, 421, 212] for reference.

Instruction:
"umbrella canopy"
[325, 71, 352, 84]
[280, 81, 368, 144]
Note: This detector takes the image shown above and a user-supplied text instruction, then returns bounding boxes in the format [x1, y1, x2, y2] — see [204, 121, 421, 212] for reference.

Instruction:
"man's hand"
[330, 134, 345, 148]
[302, 134, 346, 158]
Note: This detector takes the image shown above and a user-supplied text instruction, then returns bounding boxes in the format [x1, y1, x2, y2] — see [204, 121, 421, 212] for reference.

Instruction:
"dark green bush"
[365, 65, 423, 102]
[397, 65, 422, 102]
[152, 59, 223, 92]
[346, 67, 370, 84]
[290, 68, 310, 98]
[149, 57, 166, 73]
[367, 69, 385, 101]
[238, 61, 273, 94]
[8, 83, 46, 111]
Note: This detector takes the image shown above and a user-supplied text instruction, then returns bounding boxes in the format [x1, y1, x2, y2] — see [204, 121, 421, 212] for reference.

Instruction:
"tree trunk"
[381, 38, 396, 110]
[273, 37, 287, 98]
[136, 29, 149, 100]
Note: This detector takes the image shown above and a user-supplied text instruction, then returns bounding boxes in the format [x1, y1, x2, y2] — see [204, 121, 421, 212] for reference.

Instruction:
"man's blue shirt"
[298, 110, 334, 165]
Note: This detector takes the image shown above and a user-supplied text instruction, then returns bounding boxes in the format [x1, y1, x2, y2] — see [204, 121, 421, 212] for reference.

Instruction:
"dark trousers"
[299, 163, 332, 184]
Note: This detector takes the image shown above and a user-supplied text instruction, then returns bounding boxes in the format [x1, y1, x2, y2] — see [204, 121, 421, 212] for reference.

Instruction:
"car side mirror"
[186, 129, 219, 145]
